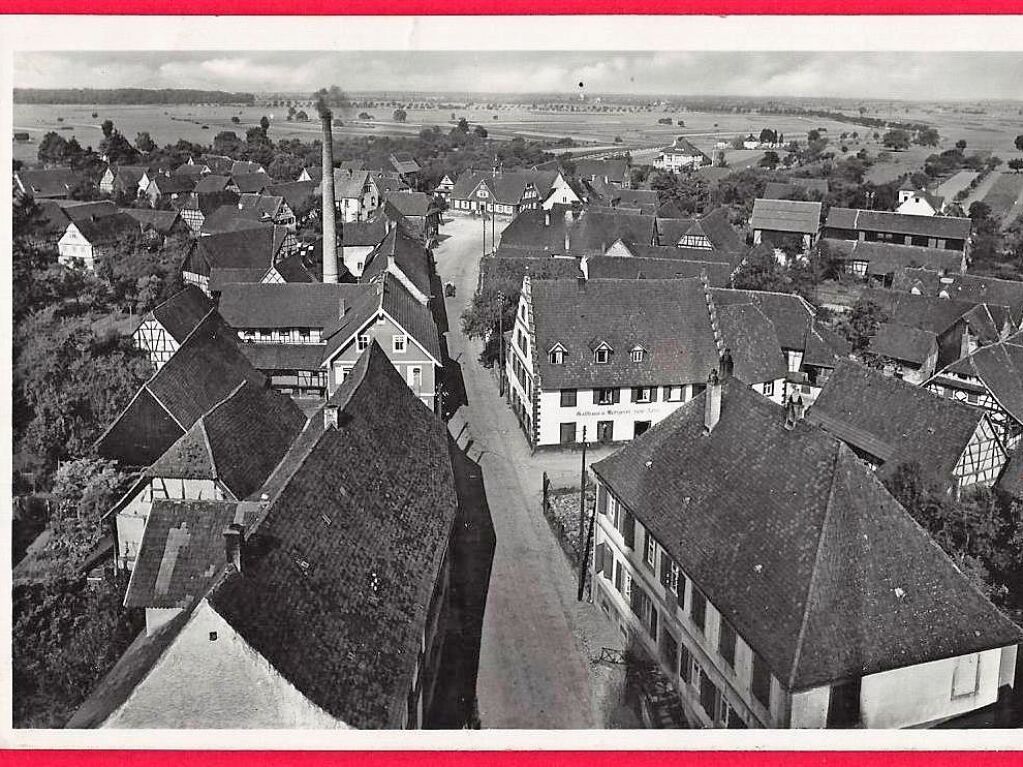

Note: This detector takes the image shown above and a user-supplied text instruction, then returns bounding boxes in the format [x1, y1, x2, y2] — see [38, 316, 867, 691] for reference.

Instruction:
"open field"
[12, 101, 929, 168]
[981, 172, 1023, 227]
[935, 169, 979, 202]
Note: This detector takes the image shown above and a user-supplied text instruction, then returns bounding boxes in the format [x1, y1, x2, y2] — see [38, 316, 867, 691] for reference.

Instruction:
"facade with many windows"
[590, 378, 1022, 728]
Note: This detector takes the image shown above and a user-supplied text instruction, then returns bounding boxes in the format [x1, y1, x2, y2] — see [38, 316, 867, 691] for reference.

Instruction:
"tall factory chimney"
[317, 96, 339, 284]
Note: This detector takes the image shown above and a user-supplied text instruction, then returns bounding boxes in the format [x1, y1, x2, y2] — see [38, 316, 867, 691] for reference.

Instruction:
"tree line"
[14, 87, 255, 105]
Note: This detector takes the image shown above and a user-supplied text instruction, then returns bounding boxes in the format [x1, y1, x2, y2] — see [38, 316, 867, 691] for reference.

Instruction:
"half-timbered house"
[131, 286, 214, 370]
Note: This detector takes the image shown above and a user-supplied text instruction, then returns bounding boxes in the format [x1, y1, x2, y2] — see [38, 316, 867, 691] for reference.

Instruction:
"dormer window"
[550, 349, 564, 365]
[631, 347, 646, 363]
[595, 348, 610, 364]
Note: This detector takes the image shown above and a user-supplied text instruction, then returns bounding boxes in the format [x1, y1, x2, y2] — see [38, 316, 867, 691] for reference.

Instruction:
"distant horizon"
[15, 51, 1023, 102]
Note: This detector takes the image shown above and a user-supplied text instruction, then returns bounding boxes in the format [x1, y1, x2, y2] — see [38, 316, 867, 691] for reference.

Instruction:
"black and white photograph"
[5, 15, 1023, 738]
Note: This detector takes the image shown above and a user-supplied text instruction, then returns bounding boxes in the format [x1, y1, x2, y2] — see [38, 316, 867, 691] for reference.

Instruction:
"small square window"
[550, 349, 564, 365]
[357, 335, 370, 352]
[595, 348, 610, 364]
[763, 381, 775, 397]
[209, 631, 218, 641]
[631, 348, 645, 363]
[393, 334, 407, 353]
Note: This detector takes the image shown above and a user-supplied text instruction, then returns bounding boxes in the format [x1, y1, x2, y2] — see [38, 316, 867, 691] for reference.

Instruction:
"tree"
[393, 108, 408, 123]
[759, 151, 780, 170]
[213, 130, 243, 156]
[456, 117, 470, 134]
[731, 246, 791, 293]
[259, 115, 271, 138]
[100, 119, 114, 139]
[230, 115, 241, 124]
[473, 125, 489, 139]
[650, 170, 710, 214]
[955, 139, 968, 152]
[296, 110, 309, 122]
[914, 127, 940, 147]
[1008, 159, 1023, 173]
[843, 297, 889, 353]
[37, 131, 69, 166]
[882, 129, 911, 151]
[1016, 135, 1023, 151]
[969, 201, 992, 221]
[758, 128, 778, 145]
[134, 131, 156, 154]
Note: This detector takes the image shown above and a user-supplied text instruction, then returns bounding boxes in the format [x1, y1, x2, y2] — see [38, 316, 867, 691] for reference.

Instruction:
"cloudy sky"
[15, 51, 1023, 101]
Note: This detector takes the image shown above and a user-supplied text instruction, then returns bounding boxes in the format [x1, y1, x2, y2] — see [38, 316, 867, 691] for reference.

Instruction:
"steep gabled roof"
[932, 332, 1023, 426]
[382, 191, 436, 218]
[149, 286, 214, 343]
[206, 342, 458, 727]
[149, 175, 195, 195]
[122, 208, 184, 235]
[144, 379, 306, 499]
[807, 359, 986, 483]
[72, 212, 139, 246]
[360, 226, 433, 299]
[36, 200, 119, 236]
[188, 225, 287, 275]
[342, 218, 389, 248]
[716, 303, 787, 384]
[861, 288, 983, 338]
[501, 207, 656, 256]
[891, 268, 1023, 327]
[868, 323, 938, 366]
[231, 160, 266, 176]
[265, 180, 317, 211]
[825, 208, 972, 241]
[592, 380, 1022, 691]
[585, 255, 732, 284]
[192, 174, 232, 194]
[16, 168, 82, 197]
[96, 312, 267, 467]
[230, 172, 270, 195]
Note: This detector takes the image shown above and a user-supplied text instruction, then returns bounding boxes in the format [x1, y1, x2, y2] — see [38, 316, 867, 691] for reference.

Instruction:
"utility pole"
[577, 426, 589, 601]
[482, 209, 487, 258]
[497, 290, 505, 394]
[492, 206, 496, 255]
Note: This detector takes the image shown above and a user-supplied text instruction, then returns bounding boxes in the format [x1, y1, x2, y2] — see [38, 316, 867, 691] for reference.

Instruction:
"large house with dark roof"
[590, 375, 1023, 728]
[893, 269, 1023, 328]
[70, 342, 462, 729]
[218, 276, 442, 409]
[501, 206, 657, 258]
[106, 378, 306, 575]
[359, 225, 434, 305]
[653, 137, 711, 173]
[807, 360, 1009, 491]
[382, 191, 441, 241]
[925, 331, 1023, 451]
[506, 276, 790, 446]
[15, 168, 83, 199]
[823, 208, 972, 253]
[449, 169, 543, 218]
[176, 188, 239, 235]
[57, 211, 139, 270]
[95, 311, 270, 468]
[182, 225, 303, 296]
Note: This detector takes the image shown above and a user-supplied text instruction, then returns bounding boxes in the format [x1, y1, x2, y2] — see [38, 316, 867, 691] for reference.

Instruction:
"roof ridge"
[787, 441, 844, 689]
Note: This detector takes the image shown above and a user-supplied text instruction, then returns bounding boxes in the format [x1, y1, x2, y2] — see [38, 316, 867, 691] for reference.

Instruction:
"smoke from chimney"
[319, 96, 339, 284]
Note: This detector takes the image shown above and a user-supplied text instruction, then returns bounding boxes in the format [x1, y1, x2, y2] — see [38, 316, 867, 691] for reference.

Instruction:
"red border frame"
[4, 753, 1023, 767]
[4, 0, 1023, 12]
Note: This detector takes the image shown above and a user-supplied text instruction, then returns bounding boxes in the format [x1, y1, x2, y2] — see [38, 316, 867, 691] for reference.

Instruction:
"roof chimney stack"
[783, 396, 799, 431]
[324, 403, 339, 430]
[704, 369, 722, 433]
[223, 523, 244, 573]
[319, 101, 339, 285]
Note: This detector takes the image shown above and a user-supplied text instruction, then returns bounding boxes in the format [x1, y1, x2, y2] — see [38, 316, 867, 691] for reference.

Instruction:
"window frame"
[594, 347, 610, 364]
[392, 334, 407, 353]
[357, 334, 370, 352]
[550, 349, 565, 365]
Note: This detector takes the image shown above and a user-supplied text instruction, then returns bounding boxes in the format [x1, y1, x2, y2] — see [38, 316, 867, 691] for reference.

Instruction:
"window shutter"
[677, 575, 686, 609]
[593, 389, 600, 405]
[623, 509, 635, 549]
[613, 388, 621, 404]
[660, 551, 671, 588]
[631, 388, 639, 403]
[652, 387, 660, 402]
[597, 484, 608, 515]
[595, 542, 605, 574]
[604, 548, 614, 579]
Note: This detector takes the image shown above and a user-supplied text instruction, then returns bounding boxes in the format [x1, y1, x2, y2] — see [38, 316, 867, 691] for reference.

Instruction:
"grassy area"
[982, 172, 1023, 223]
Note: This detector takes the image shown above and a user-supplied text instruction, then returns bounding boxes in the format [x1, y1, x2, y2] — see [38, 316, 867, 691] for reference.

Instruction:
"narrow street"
[433, 215, 623, 729]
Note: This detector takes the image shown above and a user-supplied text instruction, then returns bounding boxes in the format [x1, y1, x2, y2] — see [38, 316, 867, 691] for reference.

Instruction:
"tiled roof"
[383, 191, 436, 218]
[500, 206, 656, 256]
[207, 341, 459, 727]
[150, 176, 196, 195]
[218, 283, 373, 330]
[935, 332, 1023, 425]
[572, 157, 628, 182]
[188, 225, 287, 274]
[96, 312, 267, 467]
[198, 155, 234, 175]
[655, 208, 746, 256]
[861, 288, 983, 338]
[122, 208, 184, 235]
[273, 252, 316, 283]
[361, 226, 433, 299]
[342, 219, 388, 249]
[145, 379, 306, 499]
[716, 303, 787, 384]
[231, 160, 266, 176]
[335, 169, 371, 200]
[824, 208, 972, 241]
[112, 165, 151, 186]
[529, 277, 721, 390]
[172, 163, 208, 178]
[192, 175, 232, 194]
[73, 212, 139, 246]
[592, 379, 1022, 690]
[998, 449, 1023, 499]
[763, 178, 829, 199]
[711, 289, 821, 353]
[585, 256, 732, 285]
[238, 193, 286, 220]
[868, 323, 937, 366]
[379, 274, 442, 363]
[586, 181, 659, 215]
[265, 180, 317, 211]
[124, 499, 248, 609]
[239, 342, 328, 372]
[822, 239, 964, 276]
[150, 286, 213, 343]
[16, 169, 82, 197]
[891, 269, 1023, 326]
[750, 198, 822, 235]
[36, 200, 118, 235]
[449, 170, 542, 206]
[390, 152, 421, 175]
[807, 359, 984, 483]
[231, 172, 270, 194]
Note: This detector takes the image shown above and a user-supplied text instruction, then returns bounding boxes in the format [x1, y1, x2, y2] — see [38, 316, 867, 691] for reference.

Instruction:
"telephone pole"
[577, 426, 591, 601]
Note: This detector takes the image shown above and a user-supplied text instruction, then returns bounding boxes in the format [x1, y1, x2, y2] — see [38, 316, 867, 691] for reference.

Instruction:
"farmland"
[981, 172, 1023, 228]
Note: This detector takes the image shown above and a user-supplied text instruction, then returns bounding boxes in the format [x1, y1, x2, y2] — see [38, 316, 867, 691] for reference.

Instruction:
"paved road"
[434, 215, 607, 729]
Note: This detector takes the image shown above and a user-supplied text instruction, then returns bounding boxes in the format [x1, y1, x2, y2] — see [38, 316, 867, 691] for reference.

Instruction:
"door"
[560, 423, 576, 445]
[826, 677, 862, 728]
[597, 421, 614, 443]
